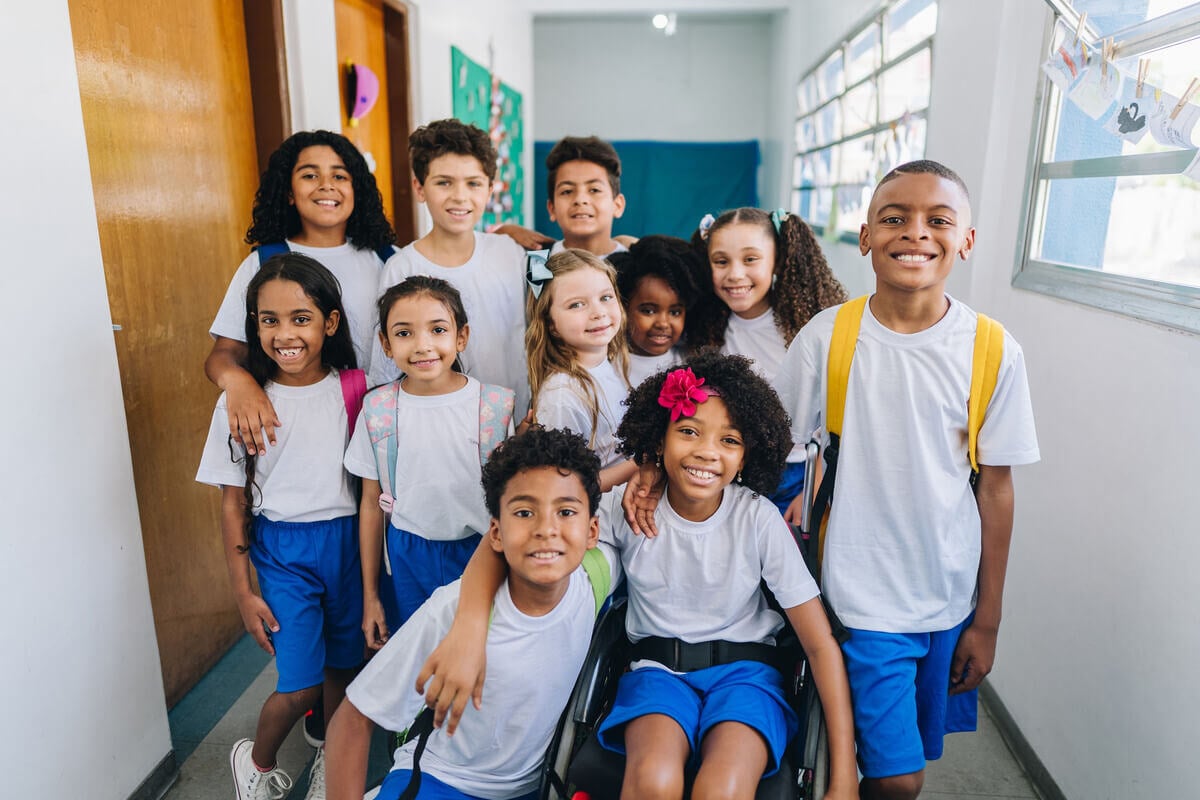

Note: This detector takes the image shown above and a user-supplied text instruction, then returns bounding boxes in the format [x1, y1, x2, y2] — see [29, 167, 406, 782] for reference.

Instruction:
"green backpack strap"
[580, 548, 612, 616]
[477, 384, 516, 465]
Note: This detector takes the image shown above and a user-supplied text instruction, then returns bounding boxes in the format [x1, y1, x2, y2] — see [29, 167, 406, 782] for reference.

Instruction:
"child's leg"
[252, 684, 322, 768]
[323, 666, 357, 726]
[318, 515, 367, 724]
[692, 722, 768, 800]
[623, 714, 691, 800]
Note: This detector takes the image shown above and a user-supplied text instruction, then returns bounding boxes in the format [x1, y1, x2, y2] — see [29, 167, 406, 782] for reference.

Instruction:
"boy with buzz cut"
[324, 426, 619, 800]
[544, 136, 629, 257]
[776, 160, 1039, 800]
[369, 118, 531, 414]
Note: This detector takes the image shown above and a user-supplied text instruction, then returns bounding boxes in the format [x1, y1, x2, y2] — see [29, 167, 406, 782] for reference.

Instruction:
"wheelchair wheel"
[795, 677, 830, 800]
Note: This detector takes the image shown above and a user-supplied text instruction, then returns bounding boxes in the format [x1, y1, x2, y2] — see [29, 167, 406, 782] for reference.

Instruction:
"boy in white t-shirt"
[370, 119, 532, 415]
[325, 426, 618, 800]
[776, 160, 1040, 800]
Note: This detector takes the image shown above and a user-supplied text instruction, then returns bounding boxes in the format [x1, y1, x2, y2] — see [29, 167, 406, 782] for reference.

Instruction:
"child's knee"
[278, 683, 321, 714]
[863, 770, 924, 800]
[623, 754, 685, 800]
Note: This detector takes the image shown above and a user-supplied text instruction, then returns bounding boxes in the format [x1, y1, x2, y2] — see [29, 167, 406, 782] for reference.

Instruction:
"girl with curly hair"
[687, 208, 848, 517]
[206, 130, 397, 458]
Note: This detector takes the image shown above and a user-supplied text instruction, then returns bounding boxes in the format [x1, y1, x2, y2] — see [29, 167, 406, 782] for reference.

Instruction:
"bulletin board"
[451, 46, 525, 227]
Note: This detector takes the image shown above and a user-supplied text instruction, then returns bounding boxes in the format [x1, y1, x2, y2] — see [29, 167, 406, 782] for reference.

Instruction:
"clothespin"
[1072, 12, 1087, 46]
[1170, 77, 1198, 120]
[1136, 58, 1150, 99]
[1080, 41, 1089, 65]
[1100, 38, 1112, 80]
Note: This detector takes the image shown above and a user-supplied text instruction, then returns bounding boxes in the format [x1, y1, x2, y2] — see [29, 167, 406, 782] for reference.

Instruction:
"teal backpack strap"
[580, 548, 612, 616]
[477, 384, 516, 465]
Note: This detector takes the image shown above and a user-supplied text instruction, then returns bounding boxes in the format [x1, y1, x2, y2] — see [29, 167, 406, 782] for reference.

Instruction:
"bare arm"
[620, 461, 664, 537]
[220, 486, 278, 655]
[494, 223, 555, 251]
[414, 536, 508, 733]
[785, 599, 859, 799]
[205, 336, 280, 455]
[359, 478, 390, 650]
[325, 699, 374, 800]
[951, 464, 1015, 694]
[599, 458, 639, 492]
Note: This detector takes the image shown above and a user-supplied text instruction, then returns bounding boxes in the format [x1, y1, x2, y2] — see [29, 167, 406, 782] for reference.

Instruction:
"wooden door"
[69, 0, 261, 704]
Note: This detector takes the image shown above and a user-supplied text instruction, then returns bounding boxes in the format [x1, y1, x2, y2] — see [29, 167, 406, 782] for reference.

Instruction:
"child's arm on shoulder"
[599, 458, 639, 492]
[219, 486, 278, 655]
[415, 536, 508, 733]
[951, 464, 1014, 694]
[494, 223, 554, 251]
[325, 698, 374, 800]
[205, 336, 280, 456]
[358, 478, 390, 650]
[784, 599, 859, 799]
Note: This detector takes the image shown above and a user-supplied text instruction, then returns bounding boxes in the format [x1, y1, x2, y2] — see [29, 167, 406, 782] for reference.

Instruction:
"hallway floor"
[165, 636, 1042, 800]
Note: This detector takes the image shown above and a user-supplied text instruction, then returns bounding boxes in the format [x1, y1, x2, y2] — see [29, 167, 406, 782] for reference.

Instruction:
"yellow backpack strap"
[826, 296, 869, 438]
[967, 313, 1005, 473]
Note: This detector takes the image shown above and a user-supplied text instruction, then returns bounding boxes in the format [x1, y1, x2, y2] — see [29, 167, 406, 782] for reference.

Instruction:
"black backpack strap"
[804, 433, 850, 644]
[396, 707, 436, 800]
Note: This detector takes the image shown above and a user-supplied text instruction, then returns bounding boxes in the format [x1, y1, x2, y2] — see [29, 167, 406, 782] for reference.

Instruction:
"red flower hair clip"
[658, 368, 709, 421]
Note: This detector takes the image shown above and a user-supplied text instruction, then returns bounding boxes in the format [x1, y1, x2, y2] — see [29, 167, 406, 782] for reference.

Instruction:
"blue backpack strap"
[375, 244, 400, 264]
[254, 241, 289, 263]
[477, 383, 516, 465]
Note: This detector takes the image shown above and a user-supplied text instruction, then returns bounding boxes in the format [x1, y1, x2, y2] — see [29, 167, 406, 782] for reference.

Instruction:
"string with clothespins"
[1170, 77, 1198, 120]
[1136, 58, 1150, 99]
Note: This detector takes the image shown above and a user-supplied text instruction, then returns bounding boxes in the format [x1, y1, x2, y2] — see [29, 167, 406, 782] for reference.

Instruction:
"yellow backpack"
[810, 295, 1005, 562]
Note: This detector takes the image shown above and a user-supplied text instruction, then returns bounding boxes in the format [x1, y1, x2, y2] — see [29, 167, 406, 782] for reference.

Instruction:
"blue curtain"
[534, 140, 760, 241]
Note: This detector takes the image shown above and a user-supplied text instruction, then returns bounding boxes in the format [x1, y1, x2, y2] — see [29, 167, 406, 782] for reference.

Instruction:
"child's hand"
[362, 598, 389, 651]
[950, 622, 998, 694]
[236, 593, 279, 655]
[415, 626, 488, 735]
[495, 223, 554, 251]
[225, 372, 281, 456]
[621, 462, 664, 537]
[514, 408, 534, 437]
[782, 493, 806, 527]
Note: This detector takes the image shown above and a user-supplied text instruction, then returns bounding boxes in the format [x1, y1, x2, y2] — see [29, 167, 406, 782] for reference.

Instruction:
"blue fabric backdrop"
[533, 140, 760, 241]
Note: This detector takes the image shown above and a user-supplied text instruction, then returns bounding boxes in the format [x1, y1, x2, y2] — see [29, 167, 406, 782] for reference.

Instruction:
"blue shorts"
[381, 523, 482, 629]
[769, 461, 806, 517]
[841, 615, 979, 778]
[250, 515, 365, 693]
[376, 769, 536, 800]
[597, 661, 798, 777]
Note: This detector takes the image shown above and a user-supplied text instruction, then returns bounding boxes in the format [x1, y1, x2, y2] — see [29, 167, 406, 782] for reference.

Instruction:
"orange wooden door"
[69, 0, 261, 704]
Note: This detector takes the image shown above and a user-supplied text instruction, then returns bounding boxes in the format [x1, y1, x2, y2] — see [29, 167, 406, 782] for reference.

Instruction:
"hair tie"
[525, 250, 552, 299]
[658, 367, 709, 421]
[771, 208, 789, 234]
[698, 213, 716, 241]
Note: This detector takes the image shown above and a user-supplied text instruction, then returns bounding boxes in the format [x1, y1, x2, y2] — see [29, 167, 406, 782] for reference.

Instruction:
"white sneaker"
[304, 746, 327, 800]
[230, 738, 294, 800]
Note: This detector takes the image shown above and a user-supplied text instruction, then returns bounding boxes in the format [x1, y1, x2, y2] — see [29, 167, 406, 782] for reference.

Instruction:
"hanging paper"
[1102, 78, 1150, 144]
[1145, 90, 1200, 149]
[1068, 59, 1122, 120]
[1042, 37, 1081, 92]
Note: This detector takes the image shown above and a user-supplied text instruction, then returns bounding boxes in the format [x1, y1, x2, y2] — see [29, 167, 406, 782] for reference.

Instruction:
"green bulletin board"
[451, 46, 525, 227]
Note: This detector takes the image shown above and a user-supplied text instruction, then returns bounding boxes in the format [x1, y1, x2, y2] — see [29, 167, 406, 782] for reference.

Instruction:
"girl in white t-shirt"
[344, 276, 514, 650]
[688, 207, 847, 517]
[196, 253, 366, 799]
[526, 249, 637, 490]
[206, 130, 396, 458]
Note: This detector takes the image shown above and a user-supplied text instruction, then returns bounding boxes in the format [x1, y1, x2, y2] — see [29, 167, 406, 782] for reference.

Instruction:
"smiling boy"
[544, 136, 628, 258]
[370, 119, 531, 415]
[325, 426, 618, 800]
[777, 160, 1039, 800]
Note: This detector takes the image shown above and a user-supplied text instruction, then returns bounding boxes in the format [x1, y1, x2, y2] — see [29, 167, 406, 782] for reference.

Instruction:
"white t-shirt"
[721, 307, 788, 385]
[195, 371, 357, 522]
[776, 296, 1040, 633]
[627, 348, 681, 392]
[343, 376, 504, 541]
[347, 550, 619, 800]
[209, 241, 384, 374]
[599, 484, 819, 649]
[548, 240, 628, 258]
[371, 233, 530, 416]
[534, 360, 629, 469]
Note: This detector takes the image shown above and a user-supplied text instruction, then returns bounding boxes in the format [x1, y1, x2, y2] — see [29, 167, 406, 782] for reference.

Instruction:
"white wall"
[768, 0, 1200, 796]
[533, 14, 772, 144]
[0, 4, 172, 798]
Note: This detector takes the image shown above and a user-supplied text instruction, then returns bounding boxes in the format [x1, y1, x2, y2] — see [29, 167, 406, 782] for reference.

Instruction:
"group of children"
[195, 117, 1039, 800]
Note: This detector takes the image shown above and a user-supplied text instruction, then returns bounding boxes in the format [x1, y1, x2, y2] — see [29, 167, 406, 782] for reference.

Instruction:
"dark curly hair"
[409, 118, 498, 184]
[610, 235, 707, 311]
[687, 208, 847, 352]
[482, 425, 602, 518]
[616, 350, 792, 497]
[545, 136, 622, 198]
[245, 130, 396, 251]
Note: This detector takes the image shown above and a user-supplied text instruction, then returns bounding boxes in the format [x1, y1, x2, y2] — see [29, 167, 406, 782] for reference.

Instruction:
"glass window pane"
[846, 23, 880, 86]
[796, 75, 820, 115]
[838, 134, 877, 186]
[810, 188, 834, 227]
[813, 102, 842, 148]
[1071, 0, 1194, 38]
[795, 116, 818, 153]
[842, 81, 878, 137]
[834, 184, 873, 236]
[885, 0, 937, 59]
[879, 48, 932, 121]
[818, 50, 845, 103]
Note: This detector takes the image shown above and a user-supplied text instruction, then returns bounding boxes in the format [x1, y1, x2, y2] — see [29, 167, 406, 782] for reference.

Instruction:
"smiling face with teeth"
[253, 277, 341, 386]
[488, 465, 600, 614]
[547, 159, 626, 252]
[660, 395, 746, 522]
[860, 172, 975, 303]
[414, 153, 492, 237]
[708, 222, 776, 320]
[288, 145, 355, 246]
[380, 293, 470, 396]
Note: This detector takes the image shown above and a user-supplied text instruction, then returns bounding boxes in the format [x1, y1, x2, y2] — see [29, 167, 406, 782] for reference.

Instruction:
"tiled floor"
[166, 638, 1041, 800]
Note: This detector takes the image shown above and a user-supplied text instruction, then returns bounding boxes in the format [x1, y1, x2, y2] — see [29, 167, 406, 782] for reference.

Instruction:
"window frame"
[1014, 0, 1200, 334]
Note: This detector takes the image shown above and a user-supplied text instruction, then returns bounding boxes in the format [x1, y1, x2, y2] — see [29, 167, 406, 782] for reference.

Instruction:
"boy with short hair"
[325, 426, 617, 800]
[370, 118, 531, 414]
[544, 136, 629, 257]
[776, 159, 1040, 800]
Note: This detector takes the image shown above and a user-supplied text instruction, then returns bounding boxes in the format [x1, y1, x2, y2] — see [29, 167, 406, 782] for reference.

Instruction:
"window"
[791, 0, 937, 241]
[1016, 0, 1200, 333]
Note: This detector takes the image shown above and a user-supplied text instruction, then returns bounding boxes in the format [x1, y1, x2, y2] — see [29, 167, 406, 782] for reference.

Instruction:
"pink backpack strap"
[477, 384, 516, 465]
[339, 369, 369, 438]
